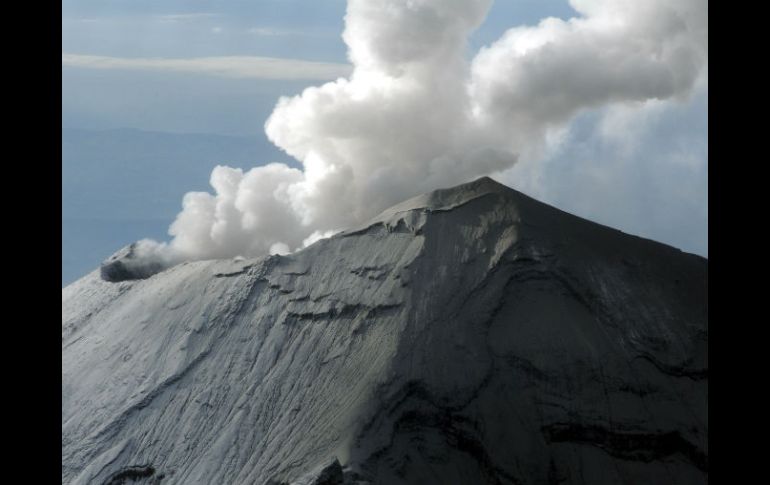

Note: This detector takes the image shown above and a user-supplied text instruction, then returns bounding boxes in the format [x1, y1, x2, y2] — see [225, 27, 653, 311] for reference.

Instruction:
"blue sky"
[63, 0, 578, 136]
[62, 0, 707, 285]
[63, 1, 576, 60]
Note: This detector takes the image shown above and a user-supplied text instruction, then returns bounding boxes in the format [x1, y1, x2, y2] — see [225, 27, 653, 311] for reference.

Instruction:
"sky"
[63, 0, 578, 135]
[62, 0, 707, 285]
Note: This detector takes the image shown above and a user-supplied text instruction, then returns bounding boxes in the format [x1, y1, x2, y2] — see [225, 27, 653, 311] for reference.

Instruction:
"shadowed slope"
[62, 177, 707, 484]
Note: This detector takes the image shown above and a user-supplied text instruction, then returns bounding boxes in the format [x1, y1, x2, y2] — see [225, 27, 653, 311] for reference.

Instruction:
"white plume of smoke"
[139, 0, 707, 268]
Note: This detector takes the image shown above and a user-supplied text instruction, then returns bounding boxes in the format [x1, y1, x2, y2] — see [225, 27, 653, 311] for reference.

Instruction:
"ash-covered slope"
[62, 177, 708, 485]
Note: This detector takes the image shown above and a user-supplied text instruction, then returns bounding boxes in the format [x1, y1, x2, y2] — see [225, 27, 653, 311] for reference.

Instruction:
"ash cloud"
[140, 0, 707, 267]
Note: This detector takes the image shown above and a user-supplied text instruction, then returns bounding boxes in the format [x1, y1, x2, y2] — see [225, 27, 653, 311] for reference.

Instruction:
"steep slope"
[62, 177, 708, 485]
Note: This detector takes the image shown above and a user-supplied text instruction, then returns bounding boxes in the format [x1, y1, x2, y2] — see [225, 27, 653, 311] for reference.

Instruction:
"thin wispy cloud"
[247, 27, 325, 37]
[249, 27, 291, 36]
[156, 13, 220, 23]
[62, 53, 352, 81]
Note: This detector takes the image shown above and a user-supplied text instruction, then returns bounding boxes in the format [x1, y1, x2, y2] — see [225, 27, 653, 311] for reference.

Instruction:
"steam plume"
[138, 0, 707, 266]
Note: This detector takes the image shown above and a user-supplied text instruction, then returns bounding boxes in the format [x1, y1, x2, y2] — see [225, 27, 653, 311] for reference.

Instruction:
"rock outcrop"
[100, 243, 167, 282]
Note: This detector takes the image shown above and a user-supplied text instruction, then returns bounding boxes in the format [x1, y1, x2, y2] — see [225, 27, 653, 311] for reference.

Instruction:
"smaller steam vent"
[100, 243, 166, 282]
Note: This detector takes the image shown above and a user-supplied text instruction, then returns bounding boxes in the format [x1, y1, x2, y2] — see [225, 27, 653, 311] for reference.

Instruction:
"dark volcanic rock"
[100, 243, 166, 282]
[62, 177, 708, 484]
[291, 458, 344, 485]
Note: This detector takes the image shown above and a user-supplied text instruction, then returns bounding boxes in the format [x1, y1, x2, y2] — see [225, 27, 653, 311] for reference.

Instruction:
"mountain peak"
[64, 174, 708, 484]
[368, 176, 513, 223]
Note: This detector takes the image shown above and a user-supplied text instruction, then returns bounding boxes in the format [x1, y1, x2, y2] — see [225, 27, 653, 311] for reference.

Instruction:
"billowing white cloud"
[137, 0, 707, 267]
[61, 53, 352, 81]
[469, 0, 706, 161]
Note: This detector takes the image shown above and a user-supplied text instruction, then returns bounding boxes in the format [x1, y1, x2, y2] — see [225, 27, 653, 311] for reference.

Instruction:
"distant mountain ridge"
[62, 177, 707, 484]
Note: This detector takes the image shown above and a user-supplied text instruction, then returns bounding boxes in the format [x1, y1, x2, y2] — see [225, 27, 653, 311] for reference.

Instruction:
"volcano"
[62, 177, 708, 484]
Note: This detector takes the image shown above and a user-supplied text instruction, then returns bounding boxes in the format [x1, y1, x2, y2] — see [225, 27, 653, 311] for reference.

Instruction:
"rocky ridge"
[62, 177, 708, 484]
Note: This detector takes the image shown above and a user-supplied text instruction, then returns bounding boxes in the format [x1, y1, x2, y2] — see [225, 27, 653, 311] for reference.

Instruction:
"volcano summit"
[62, 177, 707, 484]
